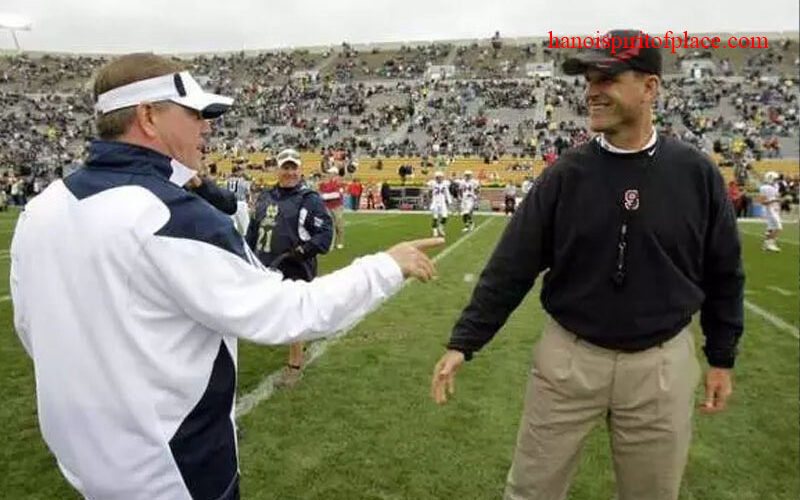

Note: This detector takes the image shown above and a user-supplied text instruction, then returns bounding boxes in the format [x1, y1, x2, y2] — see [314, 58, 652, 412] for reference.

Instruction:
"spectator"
[503, 182, 517, 215]
[349, 177, 364, 211]
[366, 183, 376, 209]
[380, 180, 392, 209]
[318, 167, 345, 249]
[727, 181, 742, 215]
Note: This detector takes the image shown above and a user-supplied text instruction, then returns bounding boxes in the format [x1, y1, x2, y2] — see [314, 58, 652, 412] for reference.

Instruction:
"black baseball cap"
[562, 29, 662, 77]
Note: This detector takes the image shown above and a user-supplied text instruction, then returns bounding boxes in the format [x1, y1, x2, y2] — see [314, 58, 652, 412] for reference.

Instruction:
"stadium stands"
[0, 33, 797, 196]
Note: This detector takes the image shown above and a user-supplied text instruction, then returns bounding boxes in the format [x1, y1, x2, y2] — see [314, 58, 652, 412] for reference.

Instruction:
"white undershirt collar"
[597, 128, 657, 154]
[168, 158, 197, 187]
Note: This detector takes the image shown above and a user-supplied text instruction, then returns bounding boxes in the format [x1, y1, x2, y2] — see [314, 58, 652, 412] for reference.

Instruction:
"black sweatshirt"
[447, 134, 745, 368]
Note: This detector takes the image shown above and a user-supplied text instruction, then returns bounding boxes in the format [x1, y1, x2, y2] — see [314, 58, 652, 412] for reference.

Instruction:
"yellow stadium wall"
[205, 153, 799, 187]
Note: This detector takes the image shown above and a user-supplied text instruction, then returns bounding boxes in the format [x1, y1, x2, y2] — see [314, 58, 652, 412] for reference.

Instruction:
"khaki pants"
[505, 318, 701, 500]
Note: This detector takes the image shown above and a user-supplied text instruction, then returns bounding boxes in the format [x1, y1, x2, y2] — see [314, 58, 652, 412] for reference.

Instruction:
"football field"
[1, 209, 798, 499]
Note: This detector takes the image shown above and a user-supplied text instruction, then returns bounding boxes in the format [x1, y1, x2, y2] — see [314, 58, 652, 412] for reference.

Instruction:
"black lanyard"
[604, 140, 659, 289]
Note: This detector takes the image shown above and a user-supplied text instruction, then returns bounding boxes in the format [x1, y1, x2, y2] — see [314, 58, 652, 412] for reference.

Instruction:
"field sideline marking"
[235, 216, 496, 418]
[744, 299, 799, 339]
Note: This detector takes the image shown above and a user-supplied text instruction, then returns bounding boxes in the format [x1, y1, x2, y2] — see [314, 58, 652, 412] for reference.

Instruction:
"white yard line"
[236, 217, 496, 418]
[744, 299, 799, 340]
[766, 286, 794, 297]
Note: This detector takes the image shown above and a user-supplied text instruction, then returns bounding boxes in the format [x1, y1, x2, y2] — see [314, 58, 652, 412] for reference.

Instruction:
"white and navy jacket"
[10, 140, 404, 500]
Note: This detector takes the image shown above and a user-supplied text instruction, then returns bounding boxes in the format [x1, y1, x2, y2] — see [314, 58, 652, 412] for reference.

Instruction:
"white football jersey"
[459, 179, 480, 199]
[226, 176, 251, 202]
[428, 179, 452, 205]
[759, 184, 780, 205]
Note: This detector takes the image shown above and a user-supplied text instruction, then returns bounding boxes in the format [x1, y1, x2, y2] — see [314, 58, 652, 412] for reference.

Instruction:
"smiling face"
[584, 69, 657, 136]
[278, 161, 301, 188]
[150, 102, 210, 170]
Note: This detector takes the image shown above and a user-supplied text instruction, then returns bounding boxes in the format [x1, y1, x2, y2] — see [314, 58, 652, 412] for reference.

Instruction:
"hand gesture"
[386, 237, 444, 282]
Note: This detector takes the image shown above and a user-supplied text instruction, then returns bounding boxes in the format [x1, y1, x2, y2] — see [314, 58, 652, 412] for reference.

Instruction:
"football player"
[459, 170, 480, 231]
[428, 171, 453, 238]
[226, 166, 252, 236]
[758, 171, 782, 252]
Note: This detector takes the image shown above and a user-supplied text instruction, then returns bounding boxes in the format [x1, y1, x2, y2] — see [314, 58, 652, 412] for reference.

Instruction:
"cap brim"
[562, 51, 627, 76]
[173, 92, 234, 119]
[173, 72, 234, 118]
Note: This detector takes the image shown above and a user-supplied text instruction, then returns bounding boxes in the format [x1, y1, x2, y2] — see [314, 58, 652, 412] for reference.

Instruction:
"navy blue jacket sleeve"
[299, 193, 334, 258]
[191, 178, 237, 215]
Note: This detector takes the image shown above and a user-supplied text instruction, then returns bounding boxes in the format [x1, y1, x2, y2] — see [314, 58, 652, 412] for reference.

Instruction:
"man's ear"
[135, 103, 161, 140]
[644, 74, 660, 103]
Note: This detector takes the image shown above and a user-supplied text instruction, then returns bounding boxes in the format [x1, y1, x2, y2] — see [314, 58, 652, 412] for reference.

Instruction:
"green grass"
[1, 210, 798, 499]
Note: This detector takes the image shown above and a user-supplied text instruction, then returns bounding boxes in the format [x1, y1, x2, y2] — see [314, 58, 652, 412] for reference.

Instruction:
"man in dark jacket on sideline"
[246, 148, 334, 387]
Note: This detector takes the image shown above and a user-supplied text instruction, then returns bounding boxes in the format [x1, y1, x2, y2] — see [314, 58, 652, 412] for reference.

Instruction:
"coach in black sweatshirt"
[430, 30, 744, 500]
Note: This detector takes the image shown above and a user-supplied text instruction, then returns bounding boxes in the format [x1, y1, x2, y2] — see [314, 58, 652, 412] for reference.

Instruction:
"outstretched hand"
[386, 237, 445, 282]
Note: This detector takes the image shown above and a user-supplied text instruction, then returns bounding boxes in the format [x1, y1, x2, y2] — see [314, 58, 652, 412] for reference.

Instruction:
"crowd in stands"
[1, 34, 798, 197]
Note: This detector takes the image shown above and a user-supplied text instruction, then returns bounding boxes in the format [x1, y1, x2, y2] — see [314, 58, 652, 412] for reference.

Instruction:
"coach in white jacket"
[10, 53, 441, 500]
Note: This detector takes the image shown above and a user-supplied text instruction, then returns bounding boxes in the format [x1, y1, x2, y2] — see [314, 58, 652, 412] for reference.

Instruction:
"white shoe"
[336, 244, 344, 249]
[462, 227, 469, 233]
[432, 228, 439, 237]
[439, 227, 446, 237]
[766, 243, 781, 252]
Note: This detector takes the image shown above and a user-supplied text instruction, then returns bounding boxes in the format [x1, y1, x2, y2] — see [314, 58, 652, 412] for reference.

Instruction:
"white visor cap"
[95, 71, 233, 119]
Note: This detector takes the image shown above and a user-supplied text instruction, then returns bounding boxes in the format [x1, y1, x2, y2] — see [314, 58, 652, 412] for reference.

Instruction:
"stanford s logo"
[623, 190, 640, 211]
[613, 44, 642, 62]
